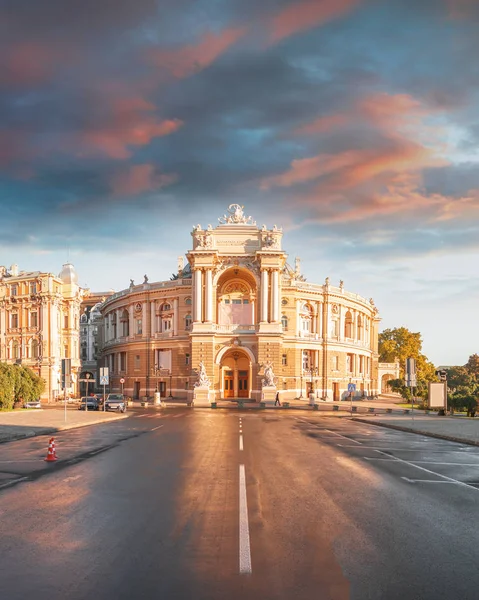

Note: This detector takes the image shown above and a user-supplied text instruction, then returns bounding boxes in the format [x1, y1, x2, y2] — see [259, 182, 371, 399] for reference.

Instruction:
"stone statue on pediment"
[218, 204, 256, 225]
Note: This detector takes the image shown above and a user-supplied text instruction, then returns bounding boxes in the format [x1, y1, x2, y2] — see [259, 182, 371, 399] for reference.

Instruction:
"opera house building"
[99, 205, 380, 403]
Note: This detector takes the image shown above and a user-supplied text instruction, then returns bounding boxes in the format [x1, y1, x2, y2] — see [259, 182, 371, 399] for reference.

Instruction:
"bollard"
[211, 402, 217, 409]
[238, 400, 244, 409]
[403, 409, 410, 414]
[283, 402, 290, 408]
[313, 404, 319, 411]
[352, 406, 358, 413]
[260, 401, 266, 409]
[386, 408, 392, 414]
[333, 405, 339, 411]
[368, 407, 375, 413]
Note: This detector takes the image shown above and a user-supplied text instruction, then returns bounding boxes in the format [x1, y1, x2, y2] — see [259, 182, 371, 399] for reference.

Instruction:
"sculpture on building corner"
[129, 279, 134, 287]
[194, 362, 211, 387]
[143, 274, 148, 284]
[261, 361, 276, 387]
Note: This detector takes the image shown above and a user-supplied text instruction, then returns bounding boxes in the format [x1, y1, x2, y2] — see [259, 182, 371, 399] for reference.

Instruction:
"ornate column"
[142, 302, 148, 336]
[205, 269, 213, 322]
[296, 299, 301, 336]
[317, 302, 322, 336]
[173, 298, 178, 335]
[150, 303, 156, 336]
[260, 269, 269, 323]
[194, 269, 203, 323]
[129, 304, 134, 338]
[271, 269, 280, 322]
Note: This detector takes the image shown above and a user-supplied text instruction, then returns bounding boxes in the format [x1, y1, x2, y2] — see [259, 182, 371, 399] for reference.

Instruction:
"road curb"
[0, 413, 129, 445]
[352, 417, 479, 447]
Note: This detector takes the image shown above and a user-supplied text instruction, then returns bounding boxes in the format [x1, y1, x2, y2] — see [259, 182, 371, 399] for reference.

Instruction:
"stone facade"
[0, 263, 83, 401]
[99, 205, 381, 402]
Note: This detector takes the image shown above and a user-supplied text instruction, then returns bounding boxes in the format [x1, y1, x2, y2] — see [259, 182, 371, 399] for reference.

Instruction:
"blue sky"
[1, 0, 479, 366]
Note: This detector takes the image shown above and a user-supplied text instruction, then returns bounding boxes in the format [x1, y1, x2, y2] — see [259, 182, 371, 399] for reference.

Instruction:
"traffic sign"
[348, 383, 356, 392]
[120, 378, 125, 384]
[100, 375, 109, 385]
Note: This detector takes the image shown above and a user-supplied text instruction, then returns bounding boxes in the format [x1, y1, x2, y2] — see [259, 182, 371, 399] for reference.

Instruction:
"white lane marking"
[137, 414, 149, 418]
[375, 450, 479, 492]
[401, 477, 456, 484]
[323, 429, 362, 444]
[63, 475, 82, 483]
[0, 460, 40, 463]
[338, 444, 471, 452]
[240, 435, 243, 451]
[365, 458, 479, 466]
[239, 464, 252, 574]
[0, 477, 29, 490]
[151, 425, 164, 431]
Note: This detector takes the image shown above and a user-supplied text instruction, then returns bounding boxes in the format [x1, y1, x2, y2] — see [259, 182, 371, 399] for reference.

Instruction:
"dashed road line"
[151, 425, 164, 431]
[239, 464, 252, 574]
[240, 435, 243, 451]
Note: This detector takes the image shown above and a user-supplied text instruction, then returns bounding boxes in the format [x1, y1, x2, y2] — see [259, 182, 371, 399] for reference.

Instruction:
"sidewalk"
[0, 408, 128, 444]
[353, 413, 479, 447]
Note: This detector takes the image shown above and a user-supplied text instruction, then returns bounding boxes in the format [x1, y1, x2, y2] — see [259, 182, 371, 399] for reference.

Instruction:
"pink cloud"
[294, 113, 348, 135]
[445, 0, 478, 18]
[1, 42, 56, 87]
[267, 0, 362, 43]
[110, 164, 178, 195]
[149, 26, 246, 79]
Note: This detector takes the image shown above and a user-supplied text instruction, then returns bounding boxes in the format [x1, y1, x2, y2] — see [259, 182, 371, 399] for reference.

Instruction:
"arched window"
[12, 340, 19, 359]
[345, 311, 353, 338]
[300, 303, 312, 333]
[281, 314, 288, 330]
[185, 314, 192, 330]
[357, 315, 363, 340]
[32, 339, 39, 359]
[162, 303, 171, 311]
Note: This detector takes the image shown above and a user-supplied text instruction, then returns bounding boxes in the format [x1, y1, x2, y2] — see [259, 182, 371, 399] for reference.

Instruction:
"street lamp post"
[169, 370, 173, 398]
[299, 371, 303, 398]
[85, 372, 91, 413]
[304, 366, 318, 405]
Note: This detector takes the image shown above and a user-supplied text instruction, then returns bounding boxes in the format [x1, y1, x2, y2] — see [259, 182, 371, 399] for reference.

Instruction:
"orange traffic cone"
[44, 437, 58, 462]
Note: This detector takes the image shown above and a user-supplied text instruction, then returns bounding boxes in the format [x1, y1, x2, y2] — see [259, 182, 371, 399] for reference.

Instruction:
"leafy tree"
[379, 327, 437, 399]
[0, 364, 45, 410]
[465, 354, 479, 378]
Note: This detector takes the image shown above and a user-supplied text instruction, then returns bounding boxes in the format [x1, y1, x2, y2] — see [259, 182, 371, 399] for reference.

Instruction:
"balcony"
[215, 324, 256, 334]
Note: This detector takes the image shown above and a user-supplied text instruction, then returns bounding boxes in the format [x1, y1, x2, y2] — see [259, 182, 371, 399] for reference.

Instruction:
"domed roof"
[58, 263, 78, 284]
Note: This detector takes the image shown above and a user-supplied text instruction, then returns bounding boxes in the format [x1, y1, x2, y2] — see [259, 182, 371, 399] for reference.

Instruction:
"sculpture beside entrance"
[193, 362, 212, 406]
[261, 360, 277, 403]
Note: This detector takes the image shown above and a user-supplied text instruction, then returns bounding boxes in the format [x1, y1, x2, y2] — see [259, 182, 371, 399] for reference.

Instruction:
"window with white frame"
[11, 313, 18, 328]
[302, 350, 311, 371]
[281, 314, 288, 330]
[346, 353, 354, 373]
[135, 355, 140, 369]
[11, 284, 18, 296]
[136, 319, 142, 335]
[30, 311, 38, 328]
[185, 314, 192, 329]
[344, 311, 353, 338]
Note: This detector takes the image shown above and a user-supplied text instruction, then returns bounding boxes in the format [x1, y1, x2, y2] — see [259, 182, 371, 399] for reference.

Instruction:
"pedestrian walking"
[274, 391, 281, 406]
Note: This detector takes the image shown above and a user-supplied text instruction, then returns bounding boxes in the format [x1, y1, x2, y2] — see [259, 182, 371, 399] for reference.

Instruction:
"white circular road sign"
[120, 378, 125, 384]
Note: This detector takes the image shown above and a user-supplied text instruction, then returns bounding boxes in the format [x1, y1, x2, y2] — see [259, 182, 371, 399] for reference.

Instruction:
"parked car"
[23, 399, 42, 409]
[105, 393, 126, 413]
[79, 397, 100, 411]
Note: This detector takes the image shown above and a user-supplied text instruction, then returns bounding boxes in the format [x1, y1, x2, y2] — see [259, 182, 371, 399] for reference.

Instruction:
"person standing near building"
[274, 391, 281, 406]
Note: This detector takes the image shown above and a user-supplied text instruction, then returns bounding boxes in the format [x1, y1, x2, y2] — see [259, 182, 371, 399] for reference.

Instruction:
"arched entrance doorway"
[381, 374, 395, 393]
[219, 349, 252, 399]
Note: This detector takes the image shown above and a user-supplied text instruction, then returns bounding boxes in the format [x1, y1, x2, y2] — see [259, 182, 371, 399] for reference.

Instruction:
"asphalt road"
[2, 409, 479, 599]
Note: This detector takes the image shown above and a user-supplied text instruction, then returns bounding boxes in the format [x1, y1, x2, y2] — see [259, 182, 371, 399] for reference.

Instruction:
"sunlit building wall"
[99, 206, 381, 401]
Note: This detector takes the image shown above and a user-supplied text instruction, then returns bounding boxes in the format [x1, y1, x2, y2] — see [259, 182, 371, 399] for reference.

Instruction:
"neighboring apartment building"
[79, 290, 114, 395]
[0, 263, 83, 401]
[99, 204, 381, 402]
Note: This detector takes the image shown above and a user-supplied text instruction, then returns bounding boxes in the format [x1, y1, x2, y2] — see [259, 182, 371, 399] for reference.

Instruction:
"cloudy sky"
[2, 0, 478, 366]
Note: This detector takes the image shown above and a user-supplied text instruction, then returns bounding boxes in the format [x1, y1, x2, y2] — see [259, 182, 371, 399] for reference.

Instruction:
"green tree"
[0, 364, 45, 410]
[465, 354, 479, 378]
[379, 327, 437, 400]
